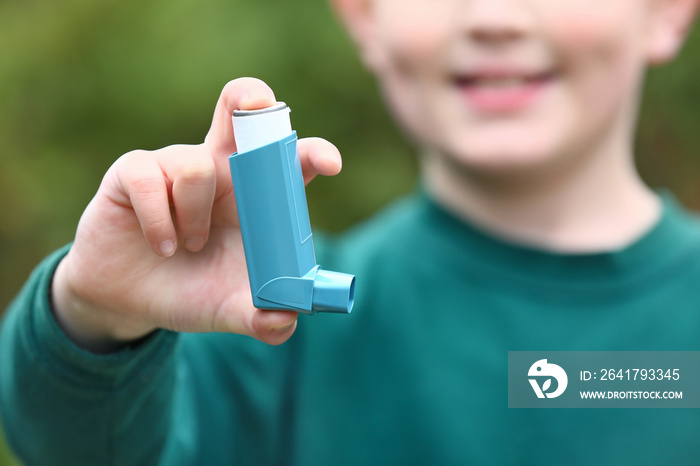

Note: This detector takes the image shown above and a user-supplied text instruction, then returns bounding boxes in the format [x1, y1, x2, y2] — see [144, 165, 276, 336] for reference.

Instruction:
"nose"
[458, 0, 531, 45]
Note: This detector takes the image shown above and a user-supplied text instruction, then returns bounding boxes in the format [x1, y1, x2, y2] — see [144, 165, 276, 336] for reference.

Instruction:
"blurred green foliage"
[0, 1, 699, 463]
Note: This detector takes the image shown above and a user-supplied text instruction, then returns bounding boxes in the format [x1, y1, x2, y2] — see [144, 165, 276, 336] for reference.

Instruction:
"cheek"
[374, 2, 455, 143]
[543, 4, 647, 122]
[376, 2, 452, 69]
[553, 2, 647, 66]
[547, 4, 644, 67]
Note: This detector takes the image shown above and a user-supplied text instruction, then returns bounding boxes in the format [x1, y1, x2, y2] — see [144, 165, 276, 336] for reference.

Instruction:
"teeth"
[472, 77, 526, 88]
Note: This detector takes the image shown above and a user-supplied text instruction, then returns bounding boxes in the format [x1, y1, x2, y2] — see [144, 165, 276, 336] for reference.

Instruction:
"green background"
[1, 1, 698, 463]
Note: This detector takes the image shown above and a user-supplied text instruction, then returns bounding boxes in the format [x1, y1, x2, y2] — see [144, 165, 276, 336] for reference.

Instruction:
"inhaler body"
[229, 103, 354, 314]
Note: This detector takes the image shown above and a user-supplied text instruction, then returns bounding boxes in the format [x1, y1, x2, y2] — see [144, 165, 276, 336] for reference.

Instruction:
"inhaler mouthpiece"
[229, 102, 355, 314]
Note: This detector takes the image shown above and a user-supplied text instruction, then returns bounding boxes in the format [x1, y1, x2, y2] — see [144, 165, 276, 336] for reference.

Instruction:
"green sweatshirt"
[3, 191, 700, 465]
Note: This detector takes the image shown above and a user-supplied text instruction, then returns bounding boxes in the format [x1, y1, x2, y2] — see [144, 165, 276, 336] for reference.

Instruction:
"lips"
[454, 70, 554, 113]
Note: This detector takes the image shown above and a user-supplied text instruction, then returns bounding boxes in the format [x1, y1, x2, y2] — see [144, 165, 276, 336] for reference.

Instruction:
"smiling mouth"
[457, 71, 554, 85]
[455, 71, 555, 113]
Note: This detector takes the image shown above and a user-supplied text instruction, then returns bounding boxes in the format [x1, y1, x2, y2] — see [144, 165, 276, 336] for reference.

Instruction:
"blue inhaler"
[229, 102, 355, 314]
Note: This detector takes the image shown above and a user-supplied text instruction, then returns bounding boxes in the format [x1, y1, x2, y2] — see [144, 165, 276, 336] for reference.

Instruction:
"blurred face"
[357, 0, 665, 173]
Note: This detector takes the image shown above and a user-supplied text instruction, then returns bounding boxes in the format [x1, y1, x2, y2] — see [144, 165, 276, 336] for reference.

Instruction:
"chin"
[444, 139, 562, 176]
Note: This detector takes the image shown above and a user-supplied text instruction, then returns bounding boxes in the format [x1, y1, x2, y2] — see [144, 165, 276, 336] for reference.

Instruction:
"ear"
[646, 0, 700, 65]
[330, 0, 383, 71]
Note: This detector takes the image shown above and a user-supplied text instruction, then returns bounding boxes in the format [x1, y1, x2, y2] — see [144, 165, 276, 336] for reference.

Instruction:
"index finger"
[204, 77, 277, 157]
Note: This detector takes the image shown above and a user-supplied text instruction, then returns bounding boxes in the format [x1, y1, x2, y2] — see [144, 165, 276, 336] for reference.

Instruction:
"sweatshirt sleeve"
[0, 246, 181, 465]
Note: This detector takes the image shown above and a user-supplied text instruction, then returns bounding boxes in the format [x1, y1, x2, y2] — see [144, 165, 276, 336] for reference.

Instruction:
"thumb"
[204, 77, 277, 158]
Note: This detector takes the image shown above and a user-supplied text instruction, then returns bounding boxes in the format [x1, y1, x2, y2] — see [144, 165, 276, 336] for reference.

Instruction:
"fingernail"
[270, 320, 296, 334]
[159, 240, 176, 257]
[240, 92, 274, 110]
[185, 236, 205, 251]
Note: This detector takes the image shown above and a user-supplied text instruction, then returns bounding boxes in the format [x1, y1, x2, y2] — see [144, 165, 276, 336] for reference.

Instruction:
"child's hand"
[51, 78, 343, 352]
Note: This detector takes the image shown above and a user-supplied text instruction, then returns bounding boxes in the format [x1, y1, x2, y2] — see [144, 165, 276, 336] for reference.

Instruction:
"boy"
[2, 0, 700, 464]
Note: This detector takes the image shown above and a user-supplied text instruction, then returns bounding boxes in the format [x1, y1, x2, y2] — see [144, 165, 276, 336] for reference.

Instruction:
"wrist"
[51, 256, 155, 354]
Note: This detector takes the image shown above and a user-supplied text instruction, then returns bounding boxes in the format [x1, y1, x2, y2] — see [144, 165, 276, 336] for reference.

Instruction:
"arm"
[0, 246, 179, 465]
[0, 78, 343, 464]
